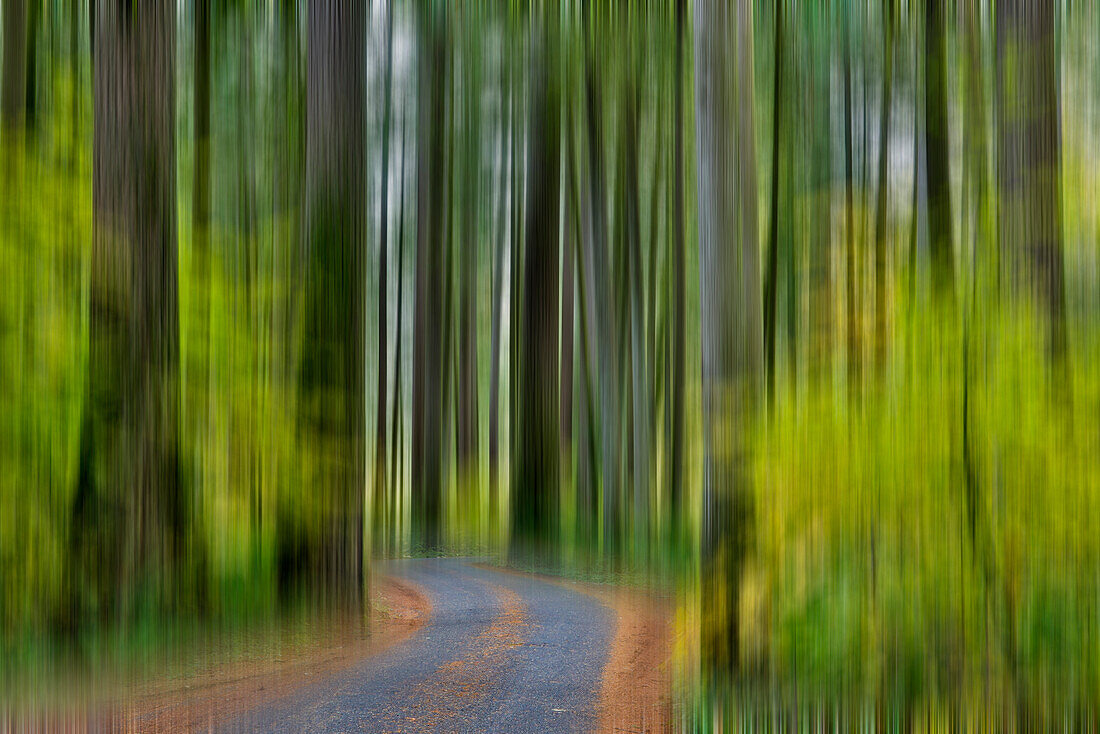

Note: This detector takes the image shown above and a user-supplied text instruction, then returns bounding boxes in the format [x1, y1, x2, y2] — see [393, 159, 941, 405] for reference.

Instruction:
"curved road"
[221, 558, 614, 733]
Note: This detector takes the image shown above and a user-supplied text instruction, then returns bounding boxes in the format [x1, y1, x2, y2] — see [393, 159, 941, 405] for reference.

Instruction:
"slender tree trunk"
[389, 111, 409, 555]
[694, 0, 761, 676]
[584, 18, 620, 557]
[192, 0, 212, 453]
[763, 0, 784, 411]
[560, 149, 575, 453]
[373, 0, 396, 553]
[299, 0, 366, 606]
[997, 0, 1067, 360]
[412, 5, 447, 552]
[488, 42, 510, 527]
[809, 2, 833, 380]
[511, 15, 560, 560]
[23, 0, 39, 129]
[873, 0, 894, 374]
[843, 6, 861, 397]
[78, 0, 181, 619]
[2, 0, 27, 131]
[456, 15, 481, 483]
[669, 0, 687, 543]
[625, 61, 650, 559]
[567, 92, 599, 546]
[926, 0, 954, 295]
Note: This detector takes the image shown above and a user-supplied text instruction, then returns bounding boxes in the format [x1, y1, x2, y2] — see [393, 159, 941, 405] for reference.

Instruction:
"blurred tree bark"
[809, 2, 833, 380]
[694, 0, 761, 676]
[669, 0, 686, 545]
[763, 0, 784, 410]
[373, 0, 396, 554]
[624, 54, 650, 558]
[997, 0, 1067, 360]
[511, 13, 560, 559]
[873, 0, 894, 373]
[389, 113, 409, 552]
[298, 0, 366, 607]
[24, 0, 39, 129]
[488, 37, 510, 525]
[412, 4, 447, 551]
[2, 0, 26, 131]
[456, 12, 480, 491]
[584, 10, 621, 557]
[843, 4, 861, 395]
[78, 0, 183, 619]
[925, 0, 954, 295]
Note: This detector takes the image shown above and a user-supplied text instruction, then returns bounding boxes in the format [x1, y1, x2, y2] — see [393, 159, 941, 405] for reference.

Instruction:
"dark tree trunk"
[669, 0, 687, 542]
[624, 63, 650, 558]
[456, 17, 481, 481]
[299, 0, 366, 607]
[843, 6, 861, 396]
[567, 91, 599, 546]
[873, 0, 894, 373]
[2, 0, 26, 130]
[997, 0, 1067, 360]
[694, 0, 761, 676]
[809, 2, 833, 380]
[389, 112, 409, 554]
[373, 0, 396, 554]
[583, 18, 621, 557]
[511, 16, 560, 560]
[78, 0, 181, 619]
[191, 0, 212, 444]
[763, 0, 784, 411]
[412, 6, 447, 552]
[925, 0, 954, 295]
[560, 149, 575, 453]
[488, 41, 511, 524]
[24, 0, 39, 128]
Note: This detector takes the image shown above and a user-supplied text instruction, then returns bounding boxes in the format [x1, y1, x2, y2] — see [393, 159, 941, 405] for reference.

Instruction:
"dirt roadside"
[9, 574, 430, 732]
[115, 574, 431, 731]
[473, 563, 676, 733]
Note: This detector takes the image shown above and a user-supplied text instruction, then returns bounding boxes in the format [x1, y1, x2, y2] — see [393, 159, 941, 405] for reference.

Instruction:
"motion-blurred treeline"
[2, 0, 1100, 725]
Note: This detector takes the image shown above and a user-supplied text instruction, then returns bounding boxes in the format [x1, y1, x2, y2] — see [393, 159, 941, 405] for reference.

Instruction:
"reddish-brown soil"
[472, 564, 676, 733]
[9, 574, 430, 732]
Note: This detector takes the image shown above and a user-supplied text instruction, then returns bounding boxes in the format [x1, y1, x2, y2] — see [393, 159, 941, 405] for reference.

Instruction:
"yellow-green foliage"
[752, 288, 1100, 717]
[0, 100, 91, 641]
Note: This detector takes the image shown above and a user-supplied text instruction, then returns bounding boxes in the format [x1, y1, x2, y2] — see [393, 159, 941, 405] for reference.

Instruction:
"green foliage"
[747, 284, 1100, 719]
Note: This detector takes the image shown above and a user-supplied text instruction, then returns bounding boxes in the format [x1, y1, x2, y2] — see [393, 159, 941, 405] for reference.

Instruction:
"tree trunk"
[511, 16, 560, 560]
[624, 65, 650, 558]
[2, 0, 26, 131]
[843, 6, 861, 397]
[412, 6, 447, 552]
[925, 0, 954, 295]
[809, 2, 833, 380]
[997, 0, 1067, 360]
[763, 0, 784, 411]
[373, 0, 396, 554]
[873, 0, 894, 374]
[567, 91, 599, 547]
[560, 148, 575, 454]
[694, 0, 761, 676]
[456, 16, 480, 484]
[389, 111, 409, 555]
[669, 0, 687, 543]
[488, 41, 510, 526]
[78, 0, 180, 619]
[584, 20, 621, 557]
[299, 0, 366, 607]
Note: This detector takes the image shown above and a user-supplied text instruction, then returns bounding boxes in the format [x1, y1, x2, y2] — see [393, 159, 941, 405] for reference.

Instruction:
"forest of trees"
[2, 0, 1100, 726]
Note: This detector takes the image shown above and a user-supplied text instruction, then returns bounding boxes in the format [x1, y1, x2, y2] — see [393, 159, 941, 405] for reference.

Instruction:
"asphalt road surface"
[220, 558, 614, 733]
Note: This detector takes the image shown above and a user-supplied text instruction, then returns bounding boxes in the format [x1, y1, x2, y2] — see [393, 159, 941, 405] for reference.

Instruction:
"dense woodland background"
[2, 0, 1100, 726]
